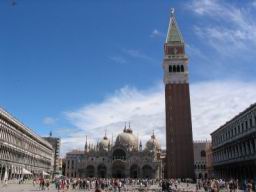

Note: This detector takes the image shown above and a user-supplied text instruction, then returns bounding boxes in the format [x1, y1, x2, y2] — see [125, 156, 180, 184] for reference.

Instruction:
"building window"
[169, 65, 172, 72]
[177, 65, 180, 72]
[71, 160, 74, 169]
[249, 118, 253, 128]
[201, 150, 206, 157]
[181, 65, 184, 72]
[173, 65, 177, 72]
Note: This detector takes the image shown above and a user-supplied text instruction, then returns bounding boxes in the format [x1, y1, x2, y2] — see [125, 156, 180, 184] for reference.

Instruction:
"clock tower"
[163, 9, 195, 179]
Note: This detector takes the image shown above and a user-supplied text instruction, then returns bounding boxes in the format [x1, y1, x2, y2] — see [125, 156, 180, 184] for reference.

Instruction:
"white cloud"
[150, 29, 164, 38]
[188, 0, 256, 55]
[60, 80, 256, 156]
[43, 117, 56, 125]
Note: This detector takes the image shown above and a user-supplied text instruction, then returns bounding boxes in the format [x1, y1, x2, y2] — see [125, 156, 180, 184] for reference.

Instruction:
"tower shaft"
[163, 10, 194, 179]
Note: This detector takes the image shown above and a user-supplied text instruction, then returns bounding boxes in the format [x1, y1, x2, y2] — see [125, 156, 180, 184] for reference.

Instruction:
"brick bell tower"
[163, 9, 195, 179]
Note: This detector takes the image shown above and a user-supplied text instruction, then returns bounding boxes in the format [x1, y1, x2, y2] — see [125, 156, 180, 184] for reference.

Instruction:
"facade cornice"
[0, 107, 52, 150]
[211, 103, 256, 136]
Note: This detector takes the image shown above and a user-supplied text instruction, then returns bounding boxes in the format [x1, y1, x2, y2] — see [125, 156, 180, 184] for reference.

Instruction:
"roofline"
[0, 107, 53, 150]
[211, 102, 256, 136]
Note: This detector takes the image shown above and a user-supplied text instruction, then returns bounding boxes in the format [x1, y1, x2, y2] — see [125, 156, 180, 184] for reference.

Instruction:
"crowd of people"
[50, 178, 157, 192]
[2, 176, 256, 191]
[195, 178, 255, 192]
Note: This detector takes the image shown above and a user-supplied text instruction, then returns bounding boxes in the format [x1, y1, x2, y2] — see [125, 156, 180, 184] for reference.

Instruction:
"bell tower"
[163, 9, 194, 179]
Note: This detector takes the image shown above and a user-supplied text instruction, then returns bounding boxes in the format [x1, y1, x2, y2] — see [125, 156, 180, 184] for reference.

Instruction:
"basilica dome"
[99, 135, 110, 151]
[115, 127, 138, 149]
[146, 133, 160, 151]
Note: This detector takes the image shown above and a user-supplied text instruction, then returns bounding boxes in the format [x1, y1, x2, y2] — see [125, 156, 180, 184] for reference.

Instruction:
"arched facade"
[97, 164, 107, 178]
[86, 165, 95, 178]
[0, 108, 54, 181]
[66, 127, 162, 179]
[142, 165, 153, 178]
[130, 164, 140, 178]
[112, 160, 126, 178]
[113, 149, 126, 160]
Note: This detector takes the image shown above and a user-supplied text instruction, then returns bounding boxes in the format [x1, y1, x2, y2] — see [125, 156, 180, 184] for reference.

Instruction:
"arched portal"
[130, 164, 140, 178]
[142, 165, 153, 178]
[97, 164, 107, 178]
[112, 160, 126, 178]
[113, 149, 126, 160]
[86, 165, 95, 178]
[1, 166, 5, 180]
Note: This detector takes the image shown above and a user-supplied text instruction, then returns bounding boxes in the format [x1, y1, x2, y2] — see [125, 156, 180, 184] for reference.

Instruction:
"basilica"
[65, 124, 163, 179]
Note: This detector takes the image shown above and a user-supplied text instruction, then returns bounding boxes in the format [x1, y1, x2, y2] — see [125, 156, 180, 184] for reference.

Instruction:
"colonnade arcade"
[214, 161, 256, 180]
[213, 134, 256, 180]
[213, 136, 256, 163]
[0, 108, 54, 180]
[0, 162, 29, 180]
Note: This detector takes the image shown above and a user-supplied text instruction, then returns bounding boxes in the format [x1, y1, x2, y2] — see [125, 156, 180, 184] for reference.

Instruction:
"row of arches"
[0, 144, 51, 169]
[0, 164, 41, 181]
[0, 119, 52, 161]
[112, 149, 126, 160]
[194, 164, 206, 170]
[169, 65, 185, 73]
[83, 164, 153, 178]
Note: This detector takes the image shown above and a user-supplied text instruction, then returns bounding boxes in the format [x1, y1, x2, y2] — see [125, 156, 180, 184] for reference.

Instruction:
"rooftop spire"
[166, 8, 184, 43]
[124, 122, 127, 132]
[85, 136, 88, 151]
[104, 129, 108, 139]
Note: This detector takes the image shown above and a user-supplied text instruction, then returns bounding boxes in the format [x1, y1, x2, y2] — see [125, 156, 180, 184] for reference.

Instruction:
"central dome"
[99, 135, 110, 151]
[115, 126, 138, 149]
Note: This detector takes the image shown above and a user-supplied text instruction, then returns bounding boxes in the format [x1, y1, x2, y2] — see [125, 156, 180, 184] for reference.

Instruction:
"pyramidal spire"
[166, 8, 184, 43]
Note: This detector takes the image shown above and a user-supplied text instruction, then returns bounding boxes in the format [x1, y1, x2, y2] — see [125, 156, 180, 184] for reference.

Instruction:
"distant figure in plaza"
[45, 179, 50, 190]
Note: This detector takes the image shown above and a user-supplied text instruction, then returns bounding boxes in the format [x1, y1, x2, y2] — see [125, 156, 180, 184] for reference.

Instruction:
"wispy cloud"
[150, 29, 164, 38]
[60, 80, 256, 156]
[123, 49, 153, 61]
[253, 1, 256, 7]
[43, 117, 57, 125]
[188, 0, 256, 55]
[109, 56, 127, 64]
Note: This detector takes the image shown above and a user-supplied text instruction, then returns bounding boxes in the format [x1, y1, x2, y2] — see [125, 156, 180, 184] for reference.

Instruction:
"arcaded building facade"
[211, 103, 256, 180]
[65, 126, 163, 179]
[163, 10, 194, 179]
[0, 107, 54, 180]
[193, 141, 209, 179]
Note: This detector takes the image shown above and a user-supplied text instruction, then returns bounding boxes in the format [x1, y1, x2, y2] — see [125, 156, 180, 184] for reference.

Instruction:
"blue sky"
[1, 0, 256, 155]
